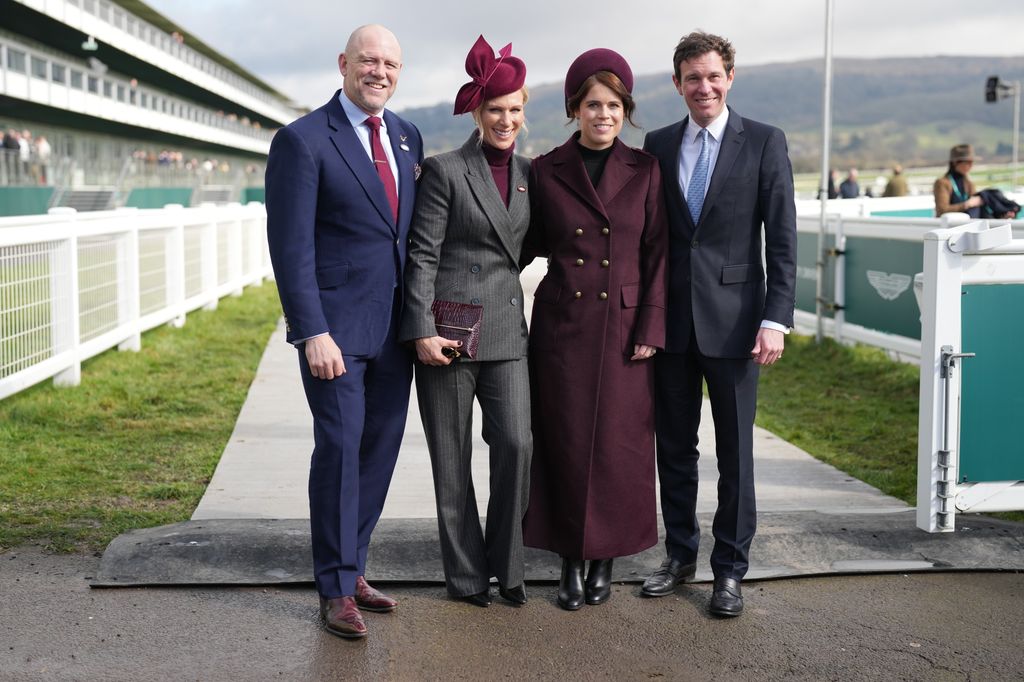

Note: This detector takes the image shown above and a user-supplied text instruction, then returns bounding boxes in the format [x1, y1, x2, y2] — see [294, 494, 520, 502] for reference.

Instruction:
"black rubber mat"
[92, 510, 1024, 587]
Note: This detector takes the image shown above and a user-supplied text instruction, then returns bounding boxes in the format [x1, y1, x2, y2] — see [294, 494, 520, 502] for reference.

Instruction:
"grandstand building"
[0, 0, 301, 215]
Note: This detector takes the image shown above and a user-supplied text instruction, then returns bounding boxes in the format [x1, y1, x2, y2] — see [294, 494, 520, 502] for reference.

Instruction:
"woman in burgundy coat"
[522, 48, 668, 611]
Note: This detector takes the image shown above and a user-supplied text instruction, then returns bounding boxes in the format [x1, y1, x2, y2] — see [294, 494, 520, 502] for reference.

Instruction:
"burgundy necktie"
[364, 116, 399, 222]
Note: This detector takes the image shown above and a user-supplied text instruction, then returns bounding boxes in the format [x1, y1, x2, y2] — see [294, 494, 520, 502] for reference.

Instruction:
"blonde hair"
[471, 87, 530, 142]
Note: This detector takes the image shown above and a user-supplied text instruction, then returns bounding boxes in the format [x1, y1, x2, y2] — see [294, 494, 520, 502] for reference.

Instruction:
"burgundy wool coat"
[522, 135, 668, 559]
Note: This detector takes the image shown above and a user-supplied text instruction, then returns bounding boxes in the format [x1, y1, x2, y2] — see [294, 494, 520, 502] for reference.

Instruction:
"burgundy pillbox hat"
[453, 35, 527, 116]
[563, 47, 634, 101]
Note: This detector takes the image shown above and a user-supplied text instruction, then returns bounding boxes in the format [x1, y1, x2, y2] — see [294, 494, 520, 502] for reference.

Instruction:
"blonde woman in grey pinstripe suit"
[398, 36, 532, 608]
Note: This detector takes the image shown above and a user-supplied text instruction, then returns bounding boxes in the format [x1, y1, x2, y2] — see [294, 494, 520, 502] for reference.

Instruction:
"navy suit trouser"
[655, 339, 759, 580]
[298, 299, 412, 599]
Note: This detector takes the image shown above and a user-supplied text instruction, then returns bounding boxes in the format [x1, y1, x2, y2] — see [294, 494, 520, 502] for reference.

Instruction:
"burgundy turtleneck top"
[481, 141, 514, 208]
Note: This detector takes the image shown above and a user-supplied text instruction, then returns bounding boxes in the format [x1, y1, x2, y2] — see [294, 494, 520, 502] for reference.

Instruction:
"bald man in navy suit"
[265, 24, 423, 639]
[640, 31, 796, 617]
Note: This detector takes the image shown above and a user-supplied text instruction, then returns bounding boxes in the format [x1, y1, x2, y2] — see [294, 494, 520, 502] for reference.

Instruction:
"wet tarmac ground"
[2, 547, 1023, 681]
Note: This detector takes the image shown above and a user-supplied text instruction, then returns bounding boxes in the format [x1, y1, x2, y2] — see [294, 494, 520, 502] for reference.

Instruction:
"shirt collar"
[685, 107, 729, 144]
[338, 89, 387, 131]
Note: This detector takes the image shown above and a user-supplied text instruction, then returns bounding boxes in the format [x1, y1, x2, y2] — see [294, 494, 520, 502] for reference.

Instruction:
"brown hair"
[565, 72, 637, 127]
[672, 31, 735, 81]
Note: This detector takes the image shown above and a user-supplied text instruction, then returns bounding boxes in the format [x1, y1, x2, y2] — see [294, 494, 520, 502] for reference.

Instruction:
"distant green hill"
[400, 56, 1024, 172]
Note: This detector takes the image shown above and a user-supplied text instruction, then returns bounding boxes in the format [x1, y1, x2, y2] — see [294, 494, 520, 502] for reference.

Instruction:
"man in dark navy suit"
[640, 31, 797, 617]
[265, 24, 423, 639]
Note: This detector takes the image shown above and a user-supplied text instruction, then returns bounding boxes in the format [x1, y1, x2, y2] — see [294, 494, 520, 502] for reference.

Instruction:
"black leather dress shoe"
[498, 584, 528, 606]
[709, 577, 743, 617]
[641, 557, 697, 597]
[557, 558, 585, 611]
[584, 559, 613, 605]
[456, 590, 492, 608]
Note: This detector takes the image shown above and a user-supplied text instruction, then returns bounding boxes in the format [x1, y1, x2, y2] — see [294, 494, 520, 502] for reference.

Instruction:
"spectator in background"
[839, 168, 859, 198]
[35, 135, 51, 185]
[934, 144, 982, 217]
[883, 165, 908, 197]
[934, 144, 1018, 219]
[18, 129, 32, 177]
[826, 168, 839, 199]
[2, 129, 19, 152]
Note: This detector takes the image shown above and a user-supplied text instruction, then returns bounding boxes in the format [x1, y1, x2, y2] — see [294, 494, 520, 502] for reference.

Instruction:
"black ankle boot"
[557, 558, 585, 611]
[585, 558, 613, 605]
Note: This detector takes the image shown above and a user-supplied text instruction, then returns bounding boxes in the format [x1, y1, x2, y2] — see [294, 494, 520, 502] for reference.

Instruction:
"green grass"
[756, 335, 920, 502]
[0, 283, 282, 552]
[757, 334, 1024, 525]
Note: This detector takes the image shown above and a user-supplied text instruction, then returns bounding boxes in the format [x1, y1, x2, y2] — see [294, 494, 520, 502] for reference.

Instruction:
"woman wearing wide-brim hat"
[399, 35, 533, 608]
[934, 144, 985, 217]
[521, 48, 668, 611]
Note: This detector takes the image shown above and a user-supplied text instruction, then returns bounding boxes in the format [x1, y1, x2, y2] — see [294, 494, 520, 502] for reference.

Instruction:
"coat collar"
[460, 133, 528, 262]
[699, 106, 745, 227]
[668, 106, 745, 232]
[324, 90, 413, 235]
[549, 133, 638, 221]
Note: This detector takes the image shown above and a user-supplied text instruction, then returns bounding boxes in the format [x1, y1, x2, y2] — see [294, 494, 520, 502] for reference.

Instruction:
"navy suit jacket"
[265, 90, 423, 352]
[644, 107, 796, 358]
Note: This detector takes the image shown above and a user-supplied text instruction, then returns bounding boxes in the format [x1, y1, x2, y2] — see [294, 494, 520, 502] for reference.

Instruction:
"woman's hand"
[631, 344, 657, 361]
[414, 336, 461, 366]
[966, 195, 984, 209]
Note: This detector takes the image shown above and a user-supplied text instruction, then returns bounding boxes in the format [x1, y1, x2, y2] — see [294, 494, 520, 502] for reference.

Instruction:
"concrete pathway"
[193, 261, 906, 522]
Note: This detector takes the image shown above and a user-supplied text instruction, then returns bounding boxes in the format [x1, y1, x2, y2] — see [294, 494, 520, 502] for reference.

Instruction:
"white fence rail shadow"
[0, 202, 270, 401]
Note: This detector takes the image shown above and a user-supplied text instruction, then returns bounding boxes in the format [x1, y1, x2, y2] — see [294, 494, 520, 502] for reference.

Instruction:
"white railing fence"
[0, 202, 271, 401]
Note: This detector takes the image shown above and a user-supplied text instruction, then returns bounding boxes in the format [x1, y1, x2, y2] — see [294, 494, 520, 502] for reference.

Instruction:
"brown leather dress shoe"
[355, 576, 397, 612]
[319, 596, 367, 639]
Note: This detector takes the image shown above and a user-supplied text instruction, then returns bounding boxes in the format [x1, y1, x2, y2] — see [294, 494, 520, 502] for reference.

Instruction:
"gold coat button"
[601, 227, 610, 235]
[576, 258, 584, 266]
[601, 259, 609, 267]
[599, 292, 608, 300]
[574, 291, 582, 299]
[575, 228, 584, 236]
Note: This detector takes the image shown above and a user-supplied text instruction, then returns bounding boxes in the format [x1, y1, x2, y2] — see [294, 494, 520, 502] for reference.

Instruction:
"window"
[7, 49, 26, 73]
[129, 89, 136, 105]
[51, 63, 66, 84]
[31, 56, 47, 79]
[103, 80, 112, 97]
[99, 1, 109, 21]
[140, 92, 148, 107]
[116, 84, 125, 102]
[87, 75, 99, 93]
[84, 0, 96, 12]
[70, 70, 83, 88]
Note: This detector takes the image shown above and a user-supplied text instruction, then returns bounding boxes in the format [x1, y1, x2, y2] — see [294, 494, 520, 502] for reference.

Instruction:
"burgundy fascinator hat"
[563, 47, 634, 111]
[453, 35, 527, 116]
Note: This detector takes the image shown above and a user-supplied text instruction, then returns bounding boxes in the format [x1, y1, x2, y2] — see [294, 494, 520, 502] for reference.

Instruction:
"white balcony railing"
[13, 0, 299, 126]
[0, 203, 271, 401]
[0, 33, 276, 155]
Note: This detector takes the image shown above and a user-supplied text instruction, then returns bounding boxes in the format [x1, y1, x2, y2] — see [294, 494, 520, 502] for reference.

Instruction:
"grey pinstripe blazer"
[399, 134, 531, 361]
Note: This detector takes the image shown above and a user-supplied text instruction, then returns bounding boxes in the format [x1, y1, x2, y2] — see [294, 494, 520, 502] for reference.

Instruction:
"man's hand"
[750, 328, 785, 366]
[414, 336, 460, 366]
[305, 334, 346, 380]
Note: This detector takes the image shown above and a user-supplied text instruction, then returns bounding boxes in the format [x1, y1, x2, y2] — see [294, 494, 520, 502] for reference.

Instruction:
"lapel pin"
[516, 186, 526, 192]
[400, 143, 410, 151]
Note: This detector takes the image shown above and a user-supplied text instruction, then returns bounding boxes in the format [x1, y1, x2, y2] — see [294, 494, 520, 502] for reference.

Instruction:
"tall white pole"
[816, 0, 835, 344]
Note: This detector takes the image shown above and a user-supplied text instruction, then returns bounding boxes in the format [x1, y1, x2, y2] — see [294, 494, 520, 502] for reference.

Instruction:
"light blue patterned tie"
[687, 128, 710, 224]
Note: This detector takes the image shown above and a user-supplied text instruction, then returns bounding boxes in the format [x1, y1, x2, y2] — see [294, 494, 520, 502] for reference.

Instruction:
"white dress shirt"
[338, 90, 400, 195]
[678, 107, 788, 335]
[678, 108, 729, 203]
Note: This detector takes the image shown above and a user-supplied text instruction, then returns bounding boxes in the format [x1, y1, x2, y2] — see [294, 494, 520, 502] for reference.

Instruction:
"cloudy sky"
[147, 0, 1023, 111]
